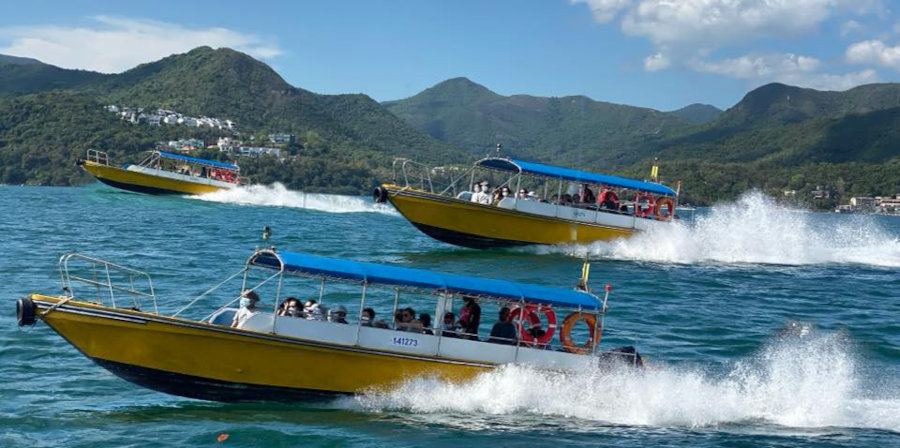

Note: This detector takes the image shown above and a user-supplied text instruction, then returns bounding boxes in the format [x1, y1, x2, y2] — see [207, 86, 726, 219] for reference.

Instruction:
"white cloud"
[620, 0, 877, 48]
[692, 53, 878, 90]
[846, 39, 900, 70]
[840, 20, 864, 36]
[643, 52, 670, 71]
[0, 16, 281, 73]
[572, 0, 633, 23]
[690, 53, 821, 79]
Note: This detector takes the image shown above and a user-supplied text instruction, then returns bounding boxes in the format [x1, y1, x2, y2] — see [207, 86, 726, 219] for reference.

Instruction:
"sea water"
[1, 184, 898, 447]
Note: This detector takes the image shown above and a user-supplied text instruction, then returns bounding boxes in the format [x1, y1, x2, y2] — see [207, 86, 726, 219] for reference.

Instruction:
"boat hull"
[30, 295, 488, 402]
[81, 160, 231, 195]
[383, 185, 635, 248]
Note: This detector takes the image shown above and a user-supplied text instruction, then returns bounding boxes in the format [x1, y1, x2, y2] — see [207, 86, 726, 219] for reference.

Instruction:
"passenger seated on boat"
[441, 312, 460, 337]
[580, 185, 596, 204]
[277, 297, 303, 317]
[328, 305, 348, 324]
[361, 307, 375, 326]
[231, 290, 260, 328]
[200, 166, 208, 178]
[472, 181, 492, 205]
[469, 183, 482, 203]
[598, 188, 618, 210]
[488, 307, 517, 345]
[561, 194, 573, 206]
[458, 296, 481, 340]
[419, 313, 434, 335]
[303, 300, 326, 321]
[361, 308, 390, 328]
[396, 307, 423, 332]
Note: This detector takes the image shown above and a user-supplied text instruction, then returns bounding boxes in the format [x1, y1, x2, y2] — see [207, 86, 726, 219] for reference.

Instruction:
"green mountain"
[0, 56, 108, 97]
[667, 103, 722, 124]
[0, 48, 469, 190]
[384, 77, 693, 166]
[1, 47, 897, 205]
[711, 82, 900, 130]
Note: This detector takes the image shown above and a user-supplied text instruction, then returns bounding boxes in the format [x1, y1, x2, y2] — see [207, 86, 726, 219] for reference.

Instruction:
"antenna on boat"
[262, 226, 271, 242]
[495, 143, 502, 157]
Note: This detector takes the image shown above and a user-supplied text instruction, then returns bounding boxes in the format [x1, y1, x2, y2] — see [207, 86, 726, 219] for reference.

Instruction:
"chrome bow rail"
[57, 252, 158, 314]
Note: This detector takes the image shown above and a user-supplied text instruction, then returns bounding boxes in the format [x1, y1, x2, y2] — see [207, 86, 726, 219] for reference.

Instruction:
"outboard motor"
[373, 186, 388, 203]
[16, 296, 36, 326]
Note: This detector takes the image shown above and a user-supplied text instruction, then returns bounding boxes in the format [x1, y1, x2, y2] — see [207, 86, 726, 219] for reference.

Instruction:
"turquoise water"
[2, 183, 899, 447]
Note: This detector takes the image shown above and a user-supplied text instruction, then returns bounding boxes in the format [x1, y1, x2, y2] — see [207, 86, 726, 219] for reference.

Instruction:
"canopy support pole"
[355, 282, 367, 346]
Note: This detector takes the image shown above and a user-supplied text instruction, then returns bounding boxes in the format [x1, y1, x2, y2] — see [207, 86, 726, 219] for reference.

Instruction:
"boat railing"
[86, 149, 110, 166]
[391, 158, 469, 196]
[57, 252, 158, 315]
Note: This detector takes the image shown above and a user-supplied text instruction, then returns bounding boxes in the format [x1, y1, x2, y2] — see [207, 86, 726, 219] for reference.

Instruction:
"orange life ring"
[597, 190, 619, 209]
[633, 193, 655, 217]
[508, 304, 556, 345]
[655, 197, 675, 220]
[559, 312, 601, 354]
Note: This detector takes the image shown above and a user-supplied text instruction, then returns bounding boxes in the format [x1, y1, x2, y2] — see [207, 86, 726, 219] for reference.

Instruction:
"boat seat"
[208, 307, 237, 326]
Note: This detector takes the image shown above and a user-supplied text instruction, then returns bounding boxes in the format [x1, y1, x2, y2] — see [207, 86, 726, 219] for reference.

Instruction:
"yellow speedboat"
[374, 157, 680, 248]
[77, 149, 242, 195]
[16, 249, 640, 402]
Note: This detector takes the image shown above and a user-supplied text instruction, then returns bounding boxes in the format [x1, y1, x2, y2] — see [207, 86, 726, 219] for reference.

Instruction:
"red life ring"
[596, 190, 619, 209]
[633, 193, 655, 217]
[655, 197, 675, 220]
[559, 312, 601, 354]
[508, 304, 556, 345]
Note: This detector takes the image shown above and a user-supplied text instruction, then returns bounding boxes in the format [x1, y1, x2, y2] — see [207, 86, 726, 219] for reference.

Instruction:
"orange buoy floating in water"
[217, 433, 229, 443]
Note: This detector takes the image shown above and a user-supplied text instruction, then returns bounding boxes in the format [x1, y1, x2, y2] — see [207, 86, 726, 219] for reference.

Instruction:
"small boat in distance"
[374, 157, 680, 248]
[16, 249, 641, 402]
[77, 149, 242, 195]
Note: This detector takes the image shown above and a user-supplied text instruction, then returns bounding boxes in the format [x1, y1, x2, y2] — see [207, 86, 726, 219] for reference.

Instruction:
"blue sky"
[1, 0, 899, 110]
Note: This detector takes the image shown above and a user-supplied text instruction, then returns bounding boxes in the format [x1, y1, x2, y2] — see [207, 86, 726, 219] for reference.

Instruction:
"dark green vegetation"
[0, 47, 463, 191]
[383, 77, 690, 166]
[667, 104, 722, 124]
[387, 79, 900, 207]
[1, 47, 898, 207]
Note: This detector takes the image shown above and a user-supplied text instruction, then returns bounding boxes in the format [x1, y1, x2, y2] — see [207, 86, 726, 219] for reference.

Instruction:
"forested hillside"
[0, 47, 897, 206]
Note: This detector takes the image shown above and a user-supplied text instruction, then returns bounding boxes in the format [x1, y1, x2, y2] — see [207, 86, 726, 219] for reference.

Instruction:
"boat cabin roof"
[477, 157, 676, 196]
[156, 151, 239, 170]
[250, 250, 603, 309]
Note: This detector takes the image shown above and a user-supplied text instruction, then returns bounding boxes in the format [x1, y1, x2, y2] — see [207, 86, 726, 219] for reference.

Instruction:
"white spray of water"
[541, 191, 900, 267]
[190, 183, 398, 216]
[357, 333, 900, 432]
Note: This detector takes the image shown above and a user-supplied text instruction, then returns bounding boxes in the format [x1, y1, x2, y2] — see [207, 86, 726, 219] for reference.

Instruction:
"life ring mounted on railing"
[508, 304, 556, 345]
[655, 197, 675, 220]
[633, 193, 655, 217]
[559, 312, 601, 354]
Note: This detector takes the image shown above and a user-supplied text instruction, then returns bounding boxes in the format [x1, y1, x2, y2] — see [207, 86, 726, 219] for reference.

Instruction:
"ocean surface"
[1, 183, 899, 447]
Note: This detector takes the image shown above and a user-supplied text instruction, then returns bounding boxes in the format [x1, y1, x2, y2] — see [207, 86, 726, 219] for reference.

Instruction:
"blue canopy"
[250, 251, 602, 309]
[478, 157, 676, 196]
[157, 151, 239, 170]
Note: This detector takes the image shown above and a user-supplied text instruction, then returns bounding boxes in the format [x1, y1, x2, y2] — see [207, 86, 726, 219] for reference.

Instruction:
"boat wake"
[534, 191, 900, 267]
[190, 183, 398, 216]
[356, 332, 900, 433]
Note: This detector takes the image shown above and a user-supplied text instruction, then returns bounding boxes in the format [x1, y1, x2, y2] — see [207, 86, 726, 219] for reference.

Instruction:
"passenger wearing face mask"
[278, 297, 303, 318]
[231, 290, 260, 328]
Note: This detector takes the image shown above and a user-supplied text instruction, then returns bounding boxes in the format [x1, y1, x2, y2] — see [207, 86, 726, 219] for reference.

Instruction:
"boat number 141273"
[392, 337, 419, 347]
